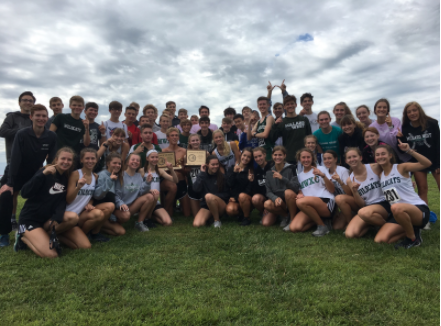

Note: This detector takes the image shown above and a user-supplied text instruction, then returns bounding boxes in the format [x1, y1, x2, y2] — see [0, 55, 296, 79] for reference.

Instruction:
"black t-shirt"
[79, 121, 100, 151]
[53, 114, 85, 154]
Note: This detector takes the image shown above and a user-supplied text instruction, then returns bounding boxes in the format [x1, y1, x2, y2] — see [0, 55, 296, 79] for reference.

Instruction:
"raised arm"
[397, 140, 432, 174]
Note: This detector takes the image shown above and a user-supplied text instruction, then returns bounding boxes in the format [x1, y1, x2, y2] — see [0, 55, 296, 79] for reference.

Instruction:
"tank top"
[298, 166, 334, 199]
[66, 169, 96, 214]
[256, 116, 274, 161]
[150, 171, 161, 204]
[188, 167, 201, 187]
[214, 142, 235, 168]
[380, 164, 426, 206]
[350, 164, 385, 205]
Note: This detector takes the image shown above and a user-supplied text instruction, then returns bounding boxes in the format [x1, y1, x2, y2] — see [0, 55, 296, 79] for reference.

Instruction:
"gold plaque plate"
[186, 150, 206, 166]
[158, 152, 176, 168]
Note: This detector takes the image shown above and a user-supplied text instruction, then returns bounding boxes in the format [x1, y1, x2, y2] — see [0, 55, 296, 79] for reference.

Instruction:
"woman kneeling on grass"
[192, 155, 230, 228]
[374, 143, 432, 249]
[114, 153, 156, 232]
[226, 147, 255, 226]
[144, 149, 178, 227]
[93, 153, 125, 236]
[289, 148, 335, 237]
[14, 148, 90, 258]
[263, 146, 299, 231]
[66, 148, 115, 242]
[343, 148, 391, 238]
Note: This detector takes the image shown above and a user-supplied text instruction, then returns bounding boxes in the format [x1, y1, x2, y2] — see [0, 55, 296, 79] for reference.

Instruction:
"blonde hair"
[166, 127, 179, 136]
[187, 134, 201, 150]
[212, 130, 231, 157]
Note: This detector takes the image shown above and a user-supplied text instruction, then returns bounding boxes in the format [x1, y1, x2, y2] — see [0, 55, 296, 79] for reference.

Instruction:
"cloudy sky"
[0, 0, 439, 165]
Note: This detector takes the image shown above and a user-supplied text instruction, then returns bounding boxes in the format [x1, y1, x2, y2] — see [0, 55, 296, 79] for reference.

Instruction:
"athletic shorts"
[320, 197, 336, 214]
[422, 164, 440, 174]
[153, 203, 163, 212]
[386, 204, 430, 228]
[369, 200, 392, 218]
[93, 192, 116, 206]
[17, 219, 46, 234]
[187, 185, 202, 201]
[175, 180, 188, 200]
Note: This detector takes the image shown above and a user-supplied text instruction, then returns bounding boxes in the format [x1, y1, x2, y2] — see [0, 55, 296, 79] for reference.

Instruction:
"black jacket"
[226, 166, 253, 200]
[338, 127, 365, 167]
[7, 127, 57, 188]
[0, 111, 32, 162]
[252, 161, 274, 196]
[197, 129, 214, 152]
[193, 171, 229, 206]
[19, 169, 68, 224]
[220, 128, 239, 142]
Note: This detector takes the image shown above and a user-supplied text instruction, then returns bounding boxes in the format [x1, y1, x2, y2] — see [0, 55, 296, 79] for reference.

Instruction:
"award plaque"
[157, 152, 176, 168]
[186, 150, 206, 166]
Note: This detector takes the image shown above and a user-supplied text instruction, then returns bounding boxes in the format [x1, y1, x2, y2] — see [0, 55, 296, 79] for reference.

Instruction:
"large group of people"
[0, 80, 439, 258]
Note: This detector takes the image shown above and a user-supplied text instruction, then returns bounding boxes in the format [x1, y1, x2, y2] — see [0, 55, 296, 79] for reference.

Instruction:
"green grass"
[0, 180, 439, 325]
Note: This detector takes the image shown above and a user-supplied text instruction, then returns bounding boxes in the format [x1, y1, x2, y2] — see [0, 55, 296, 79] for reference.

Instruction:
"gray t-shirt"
[115, 171, 151, 207]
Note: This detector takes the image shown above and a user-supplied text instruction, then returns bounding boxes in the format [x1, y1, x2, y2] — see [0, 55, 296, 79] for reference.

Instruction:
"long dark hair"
[206, 155, 224, 192]
[106, 152, 123, 186]
[241, 147, 254, 175]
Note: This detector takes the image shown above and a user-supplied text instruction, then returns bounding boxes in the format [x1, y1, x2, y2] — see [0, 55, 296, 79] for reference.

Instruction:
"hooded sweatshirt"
[94, 170, 117, 200]
[192, 171, 230, 206]
[0, 111, 32, 162]
[338, 127, 366, 167]
[252, 161, 274, 196]
[265, 163, 300, 202]
[226, 166, 253, 200]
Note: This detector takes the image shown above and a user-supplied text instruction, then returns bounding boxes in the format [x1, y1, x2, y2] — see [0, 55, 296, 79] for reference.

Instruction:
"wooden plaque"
[186, 150, 206, 166]
[157, 152, 176, 168]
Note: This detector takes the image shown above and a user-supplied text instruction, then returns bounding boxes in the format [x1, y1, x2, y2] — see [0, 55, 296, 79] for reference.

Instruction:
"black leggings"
[0, 191, 13, 235]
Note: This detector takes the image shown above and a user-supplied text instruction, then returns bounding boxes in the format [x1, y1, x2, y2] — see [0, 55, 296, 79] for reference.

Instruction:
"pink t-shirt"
[190, 123, 219, 134]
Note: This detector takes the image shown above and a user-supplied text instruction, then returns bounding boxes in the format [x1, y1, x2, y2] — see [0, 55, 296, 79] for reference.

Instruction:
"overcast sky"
[0, 0, 439, 165]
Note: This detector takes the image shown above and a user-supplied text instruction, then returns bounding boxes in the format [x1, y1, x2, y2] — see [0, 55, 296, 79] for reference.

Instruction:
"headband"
[146, 149, 158, 158]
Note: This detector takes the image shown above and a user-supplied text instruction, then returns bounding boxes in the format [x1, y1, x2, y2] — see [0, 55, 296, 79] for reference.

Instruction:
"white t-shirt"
[331, 121, 341, 128]
[104, 120, 129, 139]
[298, 166, 334, 199]
[305, 112, 319, 133]
[155, 130, 169, 149]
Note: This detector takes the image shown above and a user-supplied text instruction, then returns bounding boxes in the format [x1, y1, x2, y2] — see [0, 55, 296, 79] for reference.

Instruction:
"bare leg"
[414, 171, 429, 205]
[285, 189, 297, 221]
[264, 199, 287, 216]
[91, 202, 115, 234]
[152, 208, 172, 226]
[57, 226, 91, 249]
[238, 193, 252, 218]
[101, 220, 126, 236]
[193, 208, 212, 227]
[21, 228, 58, 258]
[432, 169, 440, 190]
[205, 194, 226, 222]
[296, 197, 331, 226]
[190, 199, 201, 218]
[226, 202, 240, 217]
[161, 179, 177, 217]
[375, 223, 406, 243]
[289, 211, 316, 233]
[252, 194, 266, 213]
[78, 209, 106, 235]
[180, 195, 191, 217]
[43, 211, 79, 235]
[261, 212, 277, 227]
[391, 203, 425, 240]
[334, 195, 360, 229]
[358, 205, 389, 226]
[345, 215, 371, 238]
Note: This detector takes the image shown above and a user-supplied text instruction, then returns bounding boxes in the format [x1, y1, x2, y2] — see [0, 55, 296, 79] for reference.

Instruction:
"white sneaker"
[135, 222, 149, 232]
[423, 222, 431, 230]
[280, 216, 289, 228]
[283, 225, 290, 232]
[213, 221, 222, 228]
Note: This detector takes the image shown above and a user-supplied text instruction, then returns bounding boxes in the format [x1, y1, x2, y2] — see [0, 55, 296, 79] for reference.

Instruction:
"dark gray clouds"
[0, 0, 439, 161]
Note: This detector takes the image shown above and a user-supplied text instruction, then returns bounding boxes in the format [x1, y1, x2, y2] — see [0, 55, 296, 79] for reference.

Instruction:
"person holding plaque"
[192, 156, 230, 228]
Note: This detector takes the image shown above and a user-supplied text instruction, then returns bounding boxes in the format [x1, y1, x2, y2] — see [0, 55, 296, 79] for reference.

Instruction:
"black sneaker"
[394, 236, 422, 249]
[49, 226, 62, 256]
[414, 228, 423, 245]
[144, 219, 157, 228]
[240, 218, 251, 226]
[90, 233, 110, 242]
[13, 232, 27, 252]
[10, 219, 18, 231]
[237, 214, 244, 223]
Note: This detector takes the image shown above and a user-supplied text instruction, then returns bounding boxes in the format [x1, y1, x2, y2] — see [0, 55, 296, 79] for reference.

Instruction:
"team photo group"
[0, 80, 439, 258]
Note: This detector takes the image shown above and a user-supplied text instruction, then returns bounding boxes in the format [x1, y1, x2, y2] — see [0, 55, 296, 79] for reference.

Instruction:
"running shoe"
[213, 221, 222, 228]
[394, 236, 422, 249]
[144, 219, 157, 228]
[240, 218, 251, 226]
[312, 225, 330, 237]
[279, 216, 289, 228]
[90, 233, 111, 242]
[0, 234, 9, 247]
[10, 219, 18, 231]
[13, 232, 27, 252]
[135, 222, 149, 232]
[283, 225, 290, 232]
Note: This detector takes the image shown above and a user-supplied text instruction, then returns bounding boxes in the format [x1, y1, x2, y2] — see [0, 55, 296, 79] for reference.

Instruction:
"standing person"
[114, 153, 156, 232]
[190, 115, 199, 126]
[270, 95, 311, 164]
[178, 119, 192, 148]
[101, 101, 129, 142]
[241, 106, 252, 131]
[0, 91, 34, 163]
[240, 111, 259, 150]
[272, 102, 284, 146]
[219, 118, 239, 142]
[248, 96, 275, 161]
[313, 111, 343, 161]
[356, 105, 374, 128]
[197, 116, 214, 152]
[13, 148, 91, 257]
[263, 146, 299, 230]
[399, 101, 440, 206]
[251, 147, 276, 227]
[225, 148, 255, 226]
[50, 95, 90, 154]
[289, 148, 335, 236]
[45, 97, 64, 129]
[144, 150, 178, 227]
[362, 127, 387, 164]
[176, 109, 189, 132]
[124, 106, 141, 146]
[374, 143, 432, 248]
[0, 104, 57, 245]
[142, 104, 161, 132]
[211, 130, 241, 170]
[343, 148, 391, 238]
[97, 128, 130, 169]
[138, 116, 159, 145]
[338, 115, 366, 167]
[331, 102, 352, 128]
[93, 153, 126, 236]
[185, 134, 208, 218]
[79, 102, 103, 152]
[369, 98, 410, 163]
[190, 106, 218, 133]
[66, 149, 114, 242]
[192, 156, 230, 228]
[165, 101, 181, 127]
[156, 114, 172, 149]
[129, 124, 162, 168]
[233, 114, 246, 139]
[128, 101, 140, 126]
[299, 93, 319, 133]
[223, 107, 238, 133]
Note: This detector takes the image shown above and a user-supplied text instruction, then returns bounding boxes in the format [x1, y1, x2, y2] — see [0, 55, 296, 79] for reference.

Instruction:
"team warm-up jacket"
[399, 119, 440, 168]
[270, 116, 312, 162]
[0, 111, 32, 162]
[7, 126, 57, 188]
[19, 169, 68, 223]
[226, 166, 253, 200]
[192, 171, 230, 205]
[265, 163, 300, 202]
[338, 127, 366, 167]
[252, 161, 274, 196]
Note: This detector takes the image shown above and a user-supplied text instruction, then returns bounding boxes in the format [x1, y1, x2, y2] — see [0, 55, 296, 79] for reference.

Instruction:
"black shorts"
[386, 204, 430, 228]
[153, 203, 163, 212]
[175, 180, 188, 200]
[369, 200, 392, 218]
[187, 185, 202, 201]
[320, 197, 336, 214]
[17, 219, 46, 234]
[93, 192, 116, 206]
[422, 164, 440, 174]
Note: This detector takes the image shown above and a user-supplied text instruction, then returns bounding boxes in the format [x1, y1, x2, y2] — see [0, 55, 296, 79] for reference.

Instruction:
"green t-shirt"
[313, 126, 343, 158]
[132, 143, 162, 168]
[256, 116, 274, 161]
[52, 113, 85, 154]
[179, 134, 189, 149]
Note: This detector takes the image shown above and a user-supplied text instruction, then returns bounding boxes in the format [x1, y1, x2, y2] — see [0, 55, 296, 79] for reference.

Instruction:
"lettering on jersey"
[124, 182, 140, 193]
[158, 138, 169, 145]
[64, 124, 82, 133]
[41, 143, 50, 151]
[285, 121, 305, 130]
[357, 181, 381, 197]
[381, 177, 401, 188]
[78, 189, 94, 196]
[220, 154, 234, 166]
[151, 176, 160, 183]
[406, 131, 432, 148]
[300, 176, 320, 189]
